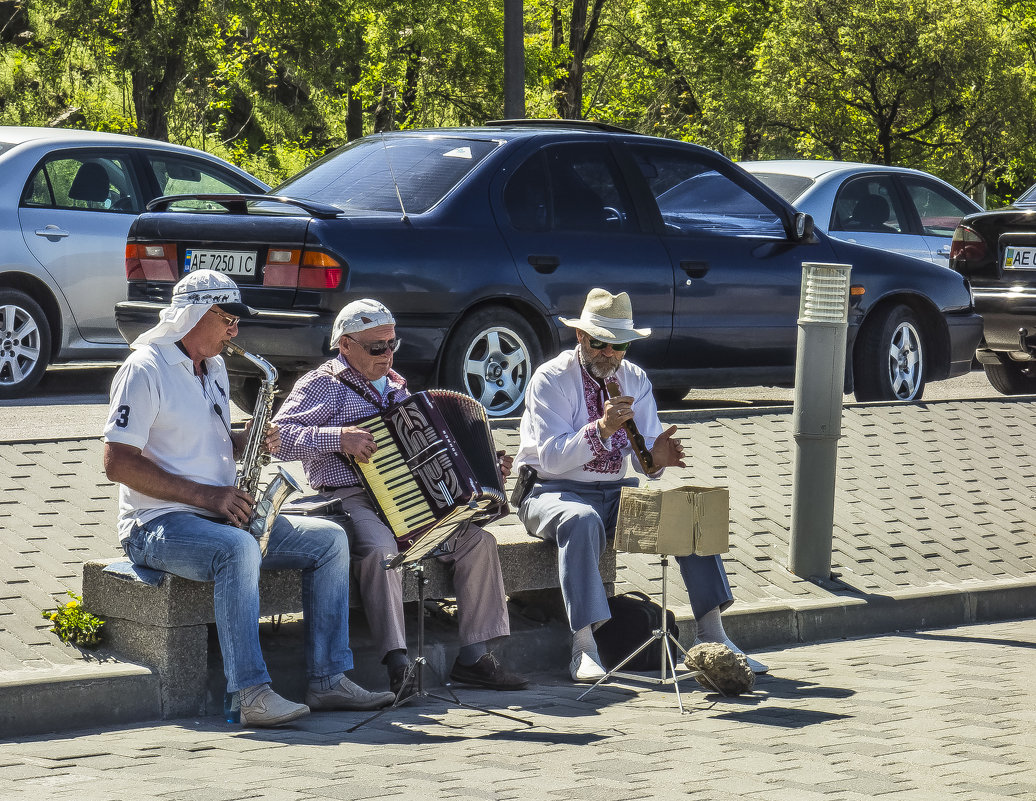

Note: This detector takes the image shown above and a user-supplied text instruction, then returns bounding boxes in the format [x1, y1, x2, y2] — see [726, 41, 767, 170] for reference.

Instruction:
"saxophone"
[225, 341, 302, 556]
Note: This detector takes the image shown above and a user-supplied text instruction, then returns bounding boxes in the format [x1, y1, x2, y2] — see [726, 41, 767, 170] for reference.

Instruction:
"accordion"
[351, 390, 508, 566]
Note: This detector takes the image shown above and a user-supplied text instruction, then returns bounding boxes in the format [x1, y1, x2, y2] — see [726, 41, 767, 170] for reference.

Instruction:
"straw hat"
[559, 288, 651, 344]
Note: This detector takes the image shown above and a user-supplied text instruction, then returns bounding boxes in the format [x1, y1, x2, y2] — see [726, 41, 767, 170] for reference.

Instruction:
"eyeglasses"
[209, 308, 240, 328]
[346, 335, 401, 356]
[587, 338, 629, 352]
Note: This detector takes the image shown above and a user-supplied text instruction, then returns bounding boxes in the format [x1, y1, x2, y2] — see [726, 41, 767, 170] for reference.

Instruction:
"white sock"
[695, 607, 728, 643]
[572, 625, 597, 656]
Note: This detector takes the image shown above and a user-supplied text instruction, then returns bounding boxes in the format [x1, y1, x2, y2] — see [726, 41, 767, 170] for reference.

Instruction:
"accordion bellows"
[352, 390, 508, 565]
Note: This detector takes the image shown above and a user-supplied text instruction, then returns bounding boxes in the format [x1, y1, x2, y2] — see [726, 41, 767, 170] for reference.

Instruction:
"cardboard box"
[614, 485, 729, 556]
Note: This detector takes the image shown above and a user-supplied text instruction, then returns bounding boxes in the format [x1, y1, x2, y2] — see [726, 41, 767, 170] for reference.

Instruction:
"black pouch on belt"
[510, 464, 538, 507]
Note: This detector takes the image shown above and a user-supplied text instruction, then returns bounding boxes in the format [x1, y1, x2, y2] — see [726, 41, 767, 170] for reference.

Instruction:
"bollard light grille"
[799, 262, 852, 323]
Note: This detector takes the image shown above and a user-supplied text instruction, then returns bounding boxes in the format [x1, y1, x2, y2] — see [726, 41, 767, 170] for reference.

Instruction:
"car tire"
[0, 289, 52, 399]
[853, 303, 926, 402]
[982, 360, 1036, 395]
[442, 307, 543, 417]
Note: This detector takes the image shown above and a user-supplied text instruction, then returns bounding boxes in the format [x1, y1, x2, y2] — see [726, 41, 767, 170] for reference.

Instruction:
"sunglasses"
[587, 338, 629, 352]
[209, 307, 240, 327]
[347, 335, 402, 356]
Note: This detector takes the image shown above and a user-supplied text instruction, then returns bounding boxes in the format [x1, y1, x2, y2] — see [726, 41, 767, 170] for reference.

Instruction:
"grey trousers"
[328, 486, 510, 661]
[519, 478, 734, 632]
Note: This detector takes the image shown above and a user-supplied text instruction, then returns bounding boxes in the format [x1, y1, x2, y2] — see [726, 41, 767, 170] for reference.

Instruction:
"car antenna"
[380, 132, 409, 223]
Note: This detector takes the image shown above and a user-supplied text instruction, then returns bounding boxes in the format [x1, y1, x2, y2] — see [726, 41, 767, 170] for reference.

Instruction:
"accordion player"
[348, 390, 509, 566]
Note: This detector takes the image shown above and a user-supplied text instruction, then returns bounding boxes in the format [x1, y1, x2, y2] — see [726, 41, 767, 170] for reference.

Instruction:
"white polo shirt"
[104, 342, 237, 540]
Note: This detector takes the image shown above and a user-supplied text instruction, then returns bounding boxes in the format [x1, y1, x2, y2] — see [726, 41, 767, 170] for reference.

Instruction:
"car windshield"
[747, 172, 814, 203]
[275, 136, 499, 214]
[1015, 182, 1036, 207]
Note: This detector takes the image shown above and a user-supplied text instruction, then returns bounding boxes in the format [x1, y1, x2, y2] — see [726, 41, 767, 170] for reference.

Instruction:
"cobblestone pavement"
[1, 618, 1032, 801]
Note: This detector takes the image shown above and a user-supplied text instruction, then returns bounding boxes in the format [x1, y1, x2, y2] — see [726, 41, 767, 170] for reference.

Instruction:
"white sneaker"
[569, 650, 607, 683]
[693, 637, 770, 675]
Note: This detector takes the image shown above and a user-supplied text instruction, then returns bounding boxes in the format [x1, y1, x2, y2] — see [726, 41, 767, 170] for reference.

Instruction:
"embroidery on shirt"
[579, 360, 627, 474]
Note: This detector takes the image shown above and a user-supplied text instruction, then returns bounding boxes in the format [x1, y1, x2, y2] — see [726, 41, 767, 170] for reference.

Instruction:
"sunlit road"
[0, 360, 1004, 442]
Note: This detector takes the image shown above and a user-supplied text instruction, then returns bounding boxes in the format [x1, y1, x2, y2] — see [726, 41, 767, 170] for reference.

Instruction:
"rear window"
[1015, 182, 1036, 207]
[749, 172, 814, 203]
[275, 136, 499, 214]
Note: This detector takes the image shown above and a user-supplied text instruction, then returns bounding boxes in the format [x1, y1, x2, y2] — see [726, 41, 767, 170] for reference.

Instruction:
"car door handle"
[936, 246, 951, 256]
[527, 254, 560, 273]
[35, 225, 70, 239]
[680, 260, 709, 278]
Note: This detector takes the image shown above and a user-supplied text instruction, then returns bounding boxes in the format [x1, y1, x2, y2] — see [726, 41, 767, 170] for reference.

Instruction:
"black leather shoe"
[449, 653, 528, 691]
[389, 662, 417, 697]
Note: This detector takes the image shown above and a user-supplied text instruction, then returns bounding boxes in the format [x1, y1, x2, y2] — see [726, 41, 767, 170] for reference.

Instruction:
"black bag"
[509, 464, 537, 507]
[594, 591, 679, 671]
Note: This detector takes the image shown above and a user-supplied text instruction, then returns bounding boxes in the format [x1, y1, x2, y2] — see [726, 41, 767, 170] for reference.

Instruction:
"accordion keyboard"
[359, 417, 438, 537]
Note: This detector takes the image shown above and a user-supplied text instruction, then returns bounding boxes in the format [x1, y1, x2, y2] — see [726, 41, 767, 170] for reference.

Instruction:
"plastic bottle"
[223, 690, 240, 723]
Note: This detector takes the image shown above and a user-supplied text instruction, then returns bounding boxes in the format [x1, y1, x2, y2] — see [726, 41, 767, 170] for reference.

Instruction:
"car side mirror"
[793, 212, 815, 242]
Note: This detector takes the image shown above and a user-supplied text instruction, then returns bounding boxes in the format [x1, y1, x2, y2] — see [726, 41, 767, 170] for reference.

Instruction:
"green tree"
[757, 0, 1036, 189]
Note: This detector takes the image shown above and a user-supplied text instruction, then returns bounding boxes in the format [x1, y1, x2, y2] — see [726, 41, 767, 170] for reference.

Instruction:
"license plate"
[184, 249, 257, 276]
[1003, 246, 1036, 270]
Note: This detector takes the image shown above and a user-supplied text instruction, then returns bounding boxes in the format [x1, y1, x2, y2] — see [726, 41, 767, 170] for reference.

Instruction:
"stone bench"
[83, 526, 615, 719]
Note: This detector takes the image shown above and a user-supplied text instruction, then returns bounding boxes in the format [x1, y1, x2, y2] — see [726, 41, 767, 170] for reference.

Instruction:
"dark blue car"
[116, 122, 982, 415]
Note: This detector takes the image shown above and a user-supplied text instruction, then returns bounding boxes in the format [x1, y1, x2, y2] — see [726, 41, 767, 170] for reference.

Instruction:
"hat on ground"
[559, 288, 651, 344]
[331, 299, 395, 345]
[130, 269, 254, 348]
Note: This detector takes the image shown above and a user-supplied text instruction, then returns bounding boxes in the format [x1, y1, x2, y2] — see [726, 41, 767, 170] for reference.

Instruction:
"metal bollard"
[788, 262, 852, 581]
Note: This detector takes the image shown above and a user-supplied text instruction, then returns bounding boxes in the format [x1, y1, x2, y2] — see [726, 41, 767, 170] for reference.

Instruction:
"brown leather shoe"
[449, 653, 528, 691]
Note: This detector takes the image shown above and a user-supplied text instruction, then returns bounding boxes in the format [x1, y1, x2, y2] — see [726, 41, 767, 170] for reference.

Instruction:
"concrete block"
[100, 617, 209, 718]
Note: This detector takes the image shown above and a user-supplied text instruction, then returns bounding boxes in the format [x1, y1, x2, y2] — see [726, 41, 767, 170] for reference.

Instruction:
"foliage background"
[2, 0, 1033, 202]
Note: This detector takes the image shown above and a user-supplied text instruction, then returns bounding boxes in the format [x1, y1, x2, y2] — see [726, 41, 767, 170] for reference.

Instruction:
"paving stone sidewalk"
[2, 400, 1036, 732]
[1, 617, 1033, 801]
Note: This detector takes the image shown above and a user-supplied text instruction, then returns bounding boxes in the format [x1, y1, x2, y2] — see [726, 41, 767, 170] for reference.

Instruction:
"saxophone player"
[103, 270, 393, 728]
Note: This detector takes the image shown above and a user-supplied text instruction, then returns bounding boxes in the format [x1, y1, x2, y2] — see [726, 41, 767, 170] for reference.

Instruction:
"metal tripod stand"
[577, 555, 707, 713]
[347, 559, 531, 732]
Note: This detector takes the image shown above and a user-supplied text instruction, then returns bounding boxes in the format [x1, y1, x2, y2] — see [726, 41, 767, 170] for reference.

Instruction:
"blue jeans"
[520, 478, 733, 630]
[125, 511, 353, 693]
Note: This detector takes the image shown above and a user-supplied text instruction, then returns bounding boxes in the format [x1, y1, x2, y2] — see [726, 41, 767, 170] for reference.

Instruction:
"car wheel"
[853, 303, 926, 402]
[442, 307, 543, 417]
[982, 360, 1036, 395]
[0, 289, 52, 399]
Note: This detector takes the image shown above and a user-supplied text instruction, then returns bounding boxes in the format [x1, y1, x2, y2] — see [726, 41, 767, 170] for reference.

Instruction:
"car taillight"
[949, 224, 987, 263]
[262, 249, 343, 289]
[299, 251, 343, 289]
[126, 243, 177, 281]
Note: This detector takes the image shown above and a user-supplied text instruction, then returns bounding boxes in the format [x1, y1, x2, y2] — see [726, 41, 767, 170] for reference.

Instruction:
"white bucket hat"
[330, 298, 395, 346]
[131, 270, 254, 348]
[560, 288, 651, 344]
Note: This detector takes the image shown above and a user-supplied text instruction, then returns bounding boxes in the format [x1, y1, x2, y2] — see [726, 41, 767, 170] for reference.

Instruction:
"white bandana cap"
[559, 288, 651, 344]
[330, 299, 395, 346]
[131, 269, 254, 349]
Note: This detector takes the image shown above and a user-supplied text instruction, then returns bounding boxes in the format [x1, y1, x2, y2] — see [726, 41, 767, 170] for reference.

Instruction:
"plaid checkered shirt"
[273, 354, 409, 490]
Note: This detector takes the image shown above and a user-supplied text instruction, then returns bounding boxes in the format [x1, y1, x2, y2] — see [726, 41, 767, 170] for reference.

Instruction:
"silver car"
[0, 127, 268, 397]
[740, 160, 982, 267]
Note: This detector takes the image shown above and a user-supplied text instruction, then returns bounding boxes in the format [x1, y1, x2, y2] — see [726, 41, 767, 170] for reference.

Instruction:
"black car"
[949, 184, 1036, 393]
[116, 121, 982, 415]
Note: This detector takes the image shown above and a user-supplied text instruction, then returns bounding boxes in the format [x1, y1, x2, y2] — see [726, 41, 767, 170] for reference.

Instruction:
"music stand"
[347, 524, 532, 733]
[576, 554, 714, 713]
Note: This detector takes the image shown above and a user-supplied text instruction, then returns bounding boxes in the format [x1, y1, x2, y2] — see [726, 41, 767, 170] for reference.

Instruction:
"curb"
[4, 577, 1034, 739]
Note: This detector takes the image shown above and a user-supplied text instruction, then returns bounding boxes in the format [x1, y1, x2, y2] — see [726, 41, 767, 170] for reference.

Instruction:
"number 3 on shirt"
[113, 405, 130, 428]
